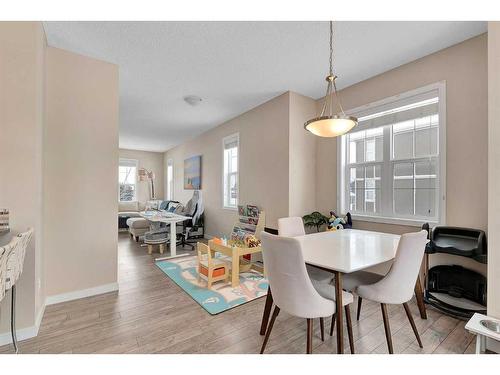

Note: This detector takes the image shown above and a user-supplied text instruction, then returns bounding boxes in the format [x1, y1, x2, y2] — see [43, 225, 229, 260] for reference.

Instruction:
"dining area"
[258, 218, 429, 354]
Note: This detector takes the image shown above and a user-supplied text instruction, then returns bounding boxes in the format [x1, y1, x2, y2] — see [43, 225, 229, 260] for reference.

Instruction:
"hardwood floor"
[0, 232, 475, 354]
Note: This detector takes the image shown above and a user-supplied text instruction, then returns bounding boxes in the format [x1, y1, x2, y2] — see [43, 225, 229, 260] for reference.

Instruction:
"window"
[223, 133, 239, 209]
[119, 159, 138, 202]
[167, 159, 174, 200]
[339, 83, 445, 225]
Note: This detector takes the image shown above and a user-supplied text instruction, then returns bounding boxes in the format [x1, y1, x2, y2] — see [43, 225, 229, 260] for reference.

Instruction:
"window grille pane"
[364, 165, 381, 213]
[415, 160, 437, 217]
[393, 162, 414, 215]
[393, 121, 414, 159]
[415, 116, 438, 157]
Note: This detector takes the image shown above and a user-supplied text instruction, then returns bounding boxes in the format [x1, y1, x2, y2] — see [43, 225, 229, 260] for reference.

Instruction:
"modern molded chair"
[277, 217, 332, 283]
[355, 230, 428, 354]
[4, 228, 34, 353]
[260, 232, 354, 354]
[277, 216, 355, 351]
[342, 271, 384, 320]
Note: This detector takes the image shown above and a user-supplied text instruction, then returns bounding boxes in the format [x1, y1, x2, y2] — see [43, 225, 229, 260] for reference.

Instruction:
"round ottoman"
[144, 229, 169, 255]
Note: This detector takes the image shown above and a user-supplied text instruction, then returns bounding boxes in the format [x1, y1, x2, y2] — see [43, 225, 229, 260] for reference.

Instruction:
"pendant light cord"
[329, 21, 333, 76]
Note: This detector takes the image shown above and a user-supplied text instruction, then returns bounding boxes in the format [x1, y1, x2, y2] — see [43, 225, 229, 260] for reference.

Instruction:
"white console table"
[465, 313, 500, 353]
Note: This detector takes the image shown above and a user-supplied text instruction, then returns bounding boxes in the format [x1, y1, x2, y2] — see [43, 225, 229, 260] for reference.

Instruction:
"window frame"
[166, 158, 174, 201]
[337, 82, 447, 227]
[118, 158, 139, 202]
[222, 133, 240, 210]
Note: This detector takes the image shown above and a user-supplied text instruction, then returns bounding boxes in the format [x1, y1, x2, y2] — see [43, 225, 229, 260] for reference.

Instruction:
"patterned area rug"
[156, 255, 268, 315]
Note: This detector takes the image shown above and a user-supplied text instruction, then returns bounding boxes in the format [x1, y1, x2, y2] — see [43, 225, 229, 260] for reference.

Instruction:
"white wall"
[164, 92, 290, 236]
[119, 149, 164, 202]
[0, 22, 46, 337]
[43, 46, 119, 298]
[288, 92, 317, 217]
[488, 22, 500, 321]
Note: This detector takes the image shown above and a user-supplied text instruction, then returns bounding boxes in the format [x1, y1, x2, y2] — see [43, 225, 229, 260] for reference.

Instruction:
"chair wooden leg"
[147, 244, 153, 254]
[260, 306, 280, 354]
[319, 317, 325, 341]
[357, 297, 362, 321]
[403, 303, 423, 348]
[380, 303, 393, 354]
[306, 318, 313, 354]
[260, 287, 273, 335]
[330, 313, 336, 336]
[345, 305, 355, 354]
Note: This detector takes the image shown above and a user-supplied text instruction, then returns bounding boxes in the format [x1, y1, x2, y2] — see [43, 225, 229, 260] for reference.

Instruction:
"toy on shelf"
[327, 211, 352, 231]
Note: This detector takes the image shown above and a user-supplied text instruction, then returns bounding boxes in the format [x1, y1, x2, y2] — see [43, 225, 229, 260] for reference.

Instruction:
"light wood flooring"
[0, 232, 476, 354]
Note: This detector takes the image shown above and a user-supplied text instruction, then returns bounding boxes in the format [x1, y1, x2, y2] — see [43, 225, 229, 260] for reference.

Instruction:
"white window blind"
[339, 84, 445, 225]
[223, 133, 239, 209]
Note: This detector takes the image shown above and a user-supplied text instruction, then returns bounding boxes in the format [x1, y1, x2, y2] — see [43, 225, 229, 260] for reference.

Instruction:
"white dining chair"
[260, 232, 354, 354]
[4, 228, 34, 353]
[278, 217, 333, 283]
[342, 270, 384, 320]
[355, 230, 428, 354]
[277, 216, 355, 349]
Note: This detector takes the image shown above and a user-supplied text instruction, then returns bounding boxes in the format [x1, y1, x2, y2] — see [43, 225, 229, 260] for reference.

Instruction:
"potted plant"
[302, 211, 329, 232]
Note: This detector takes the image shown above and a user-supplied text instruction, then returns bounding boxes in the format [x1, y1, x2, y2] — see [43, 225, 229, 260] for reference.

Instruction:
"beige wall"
[315, 34, 488, 275]
[44, 47, 119, 296]
[165, 92, 290, 236]
[0, 22, 46, 335]
[288, 92, 317, 217]
[119, 149, 164, 202]
[488, 22, 500, 320]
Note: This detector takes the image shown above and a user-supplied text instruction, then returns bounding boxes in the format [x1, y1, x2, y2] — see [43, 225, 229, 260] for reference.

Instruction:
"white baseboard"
[45, 282, 119, 306]
[0, 300, 46, 347]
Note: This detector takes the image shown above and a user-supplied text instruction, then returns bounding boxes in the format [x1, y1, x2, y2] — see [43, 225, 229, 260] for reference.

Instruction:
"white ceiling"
[43, 21, 487, 152]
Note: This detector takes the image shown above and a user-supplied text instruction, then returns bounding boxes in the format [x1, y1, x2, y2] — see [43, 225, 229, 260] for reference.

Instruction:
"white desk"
[139, 211, 190, 259]
[259, 229, 428, 354]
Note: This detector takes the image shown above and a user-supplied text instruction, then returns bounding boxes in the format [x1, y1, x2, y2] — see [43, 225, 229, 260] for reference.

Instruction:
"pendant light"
[304, 21, 357, 137]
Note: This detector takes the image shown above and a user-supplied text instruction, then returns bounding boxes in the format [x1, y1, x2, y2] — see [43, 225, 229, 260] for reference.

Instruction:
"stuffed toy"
[327, 211, 353, 230]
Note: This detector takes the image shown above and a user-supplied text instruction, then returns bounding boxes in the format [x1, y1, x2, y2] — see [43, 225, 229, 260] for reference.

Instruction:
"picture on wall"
[184, 155, 202, 190]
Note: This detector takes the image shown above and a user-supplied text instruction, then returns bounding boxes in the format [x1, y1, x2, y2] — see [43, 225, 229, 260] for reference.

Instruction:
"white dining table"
[139, 211, 191, 259]
[259, 229, 428, 354]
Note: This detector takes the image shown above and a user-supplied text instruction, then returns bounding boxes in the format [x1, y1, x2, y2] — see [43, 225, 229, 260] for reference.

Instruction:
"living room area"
[2, 3, 500, 370]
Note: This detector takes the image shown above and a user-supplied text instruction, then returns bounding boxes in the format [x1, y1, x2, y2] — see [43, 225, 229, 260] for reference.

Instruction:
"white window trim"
[222, 132, 240, 210]
[119, 158, 139, 202]
[167, 158, 174, 201]
[337, 81, 447, 227]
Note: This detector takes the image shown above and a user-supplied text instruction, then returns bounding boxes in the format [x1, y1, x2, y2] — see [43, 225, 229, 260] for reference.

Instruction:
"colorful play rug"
[156, 255, 268, 315]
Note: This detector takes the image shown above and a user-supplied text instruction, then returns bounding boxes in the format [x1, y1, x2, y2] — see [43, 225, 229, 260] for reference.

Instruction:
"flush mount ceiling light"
[304, 21, 357, 137]
[183, 95, 203, 106]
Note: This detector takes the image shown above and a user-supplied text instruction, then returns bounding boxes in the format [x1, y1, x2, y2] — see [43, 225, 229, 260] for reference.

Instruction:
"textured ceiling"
[43, 21, 487, 152]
